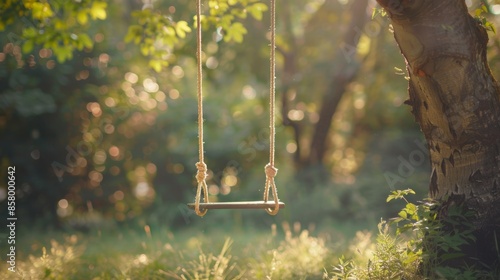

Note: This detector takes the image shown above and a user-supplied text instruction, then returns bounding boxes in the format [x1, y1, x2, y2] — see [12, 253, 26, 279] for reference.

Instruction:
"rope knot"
[265, 163, 278, 178]
[196, 162, 207, 182]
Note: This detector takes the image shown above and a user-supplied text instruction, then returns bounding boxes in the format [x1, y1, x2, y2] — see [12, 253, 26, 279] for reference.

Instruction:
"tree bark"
[377, 0, 500, 269]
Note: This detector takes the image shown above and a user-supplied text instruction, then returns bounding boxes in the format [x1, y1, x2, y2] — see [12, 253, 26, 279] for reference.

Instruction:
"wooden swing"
[187, 0, 284, 216]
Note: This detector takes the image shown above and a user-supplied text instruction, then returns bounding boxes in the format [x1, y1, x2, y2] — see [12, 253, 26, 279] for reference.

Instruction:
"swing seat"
[187, 201, 285, 210]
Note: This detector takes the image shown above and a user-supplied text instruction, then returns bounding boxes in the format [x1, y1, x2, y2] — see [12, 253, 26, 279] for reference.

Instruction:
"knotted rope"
[263, 0, 280, 215]
[193, 0, 280, 216]
[194, 0, 209, 217]
[263, 163, 279, 215]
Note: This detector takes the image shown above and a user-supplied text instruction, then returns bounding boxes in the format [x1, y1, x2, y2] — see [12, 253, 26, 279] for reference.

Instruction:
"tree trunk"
[308, 0, 369, 167]
[279, 0, 369, 182]
[377, 0, 500, 269]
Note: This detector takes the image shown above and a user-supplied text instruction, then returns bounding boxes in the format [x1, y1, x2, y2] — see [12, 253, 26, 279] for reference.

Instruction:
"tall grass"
[9, 189, 496, 279]
[0, 222, 345, 280]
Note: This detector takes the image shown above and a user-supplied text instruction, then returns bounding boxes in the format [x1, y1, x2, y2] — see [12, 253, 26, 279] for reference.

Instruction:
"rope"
[193, 0, 280, 216]
[195, 0, 208, 217]
[263, 0, 280, 215]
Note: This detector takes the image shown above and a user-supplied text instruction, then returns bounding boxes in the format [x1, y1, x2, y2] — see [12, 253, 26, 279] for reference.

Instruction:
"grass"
[5, 189, 497, 279]
[1, 221, 367, 280]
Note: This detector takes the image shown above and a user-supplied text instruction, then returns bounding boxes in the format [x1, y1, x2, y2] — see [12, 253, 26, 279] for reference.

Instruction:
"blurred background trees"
[0, 0, 498, 231]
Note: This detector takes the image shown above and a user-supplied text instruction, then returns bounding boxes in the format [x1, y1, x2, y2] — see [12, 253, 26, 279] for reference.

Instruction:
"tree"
[377, 0, 500, 270]
[279, 0, 370, 175]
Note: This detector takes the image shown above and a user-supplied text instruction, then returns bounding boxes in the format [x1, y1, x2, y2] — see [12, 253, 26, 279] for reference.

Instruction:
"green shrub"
[326, 189, 500, 280]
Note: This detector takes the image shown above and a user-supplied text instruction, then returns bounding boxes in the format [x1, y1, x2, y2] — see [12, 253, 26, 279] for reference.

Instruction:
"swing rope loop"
[195, 162, 209, 216]
[193, 0, 281, 216]
[263, 163, 279, 215]
[194, 0, 209, 217]
[263, 0, 280, 216]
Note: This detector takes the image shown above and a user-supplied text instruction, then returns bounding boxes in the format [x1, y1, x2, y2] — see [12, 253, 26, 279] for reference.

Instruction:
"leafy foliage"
[125, 9, 191, 72]
[474, 4, 497, 34]
[326, 189, 500, 280]
[123, 0, 267, 72]
[1, 0, 107, 62]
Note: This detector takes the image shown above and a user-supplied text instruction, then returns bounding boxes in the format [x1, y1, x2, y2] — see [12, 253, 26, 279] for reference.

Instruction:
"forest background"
[0, 0, 499, 278]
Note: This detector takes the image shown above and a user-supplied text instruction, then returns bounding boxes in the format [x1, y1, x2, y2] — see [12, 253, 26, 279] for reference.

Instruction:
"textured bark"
[377, 0, 500, 267]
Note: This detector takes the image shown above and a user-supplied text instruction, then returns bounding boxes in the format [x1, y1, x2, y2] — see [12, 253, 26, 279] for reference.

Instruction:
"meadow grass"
[1, 220, 372, 280]
[9, 193, 495, 280]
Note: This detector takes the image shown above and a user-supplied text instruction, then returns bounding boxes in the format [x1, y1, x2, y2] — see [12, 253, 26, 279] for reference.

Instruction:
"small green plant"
[248, 222, 329, 280]
[165, 238, 244, 280]
[12, 236, 83, 280]
[371, 7, 387, 19]
[474, 5, 496, 34]
[326, 188, 493, 280]
[271, 229, 329, 279]
[387, 189, 482, 278]
[328, 255, 357, 280]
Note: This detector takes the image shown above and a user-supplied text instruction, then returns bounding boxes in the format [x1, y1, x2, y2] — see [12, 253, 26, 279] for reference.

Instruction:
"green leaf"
[406, 203, 417, 214]
[475, 8, 483, 17]
[485, 22, 496, 34]
[22, 27, 37, 39]
[175, 21, 191, 38]
[149, 60, 162, 72]
[232, 9, 247, 19]
[140, 44, 151, 56]
[125, 25, 143, 44]
[31, 2, 54, 20]
[77, 10, 89, 25]
[224, 22, 247, 43]
[248, 3, 268, 20]
[398, 210, 407, 219]
[22, 40, 34, 53]
[219, 14, 235, 30]
[78, 34, 93, 50]
[53, 45, 73, 62]
[90, 1, 107, 20]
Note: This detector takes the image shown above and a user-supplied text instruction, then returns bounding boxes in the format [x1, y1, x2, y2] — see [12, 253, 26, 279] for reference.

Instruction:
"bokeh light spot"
[105, 97, 116, 107]
[143, 78, 159, 93]
[146, 163, 157, 174]
[125, 72, 139, 84]
[93, 150, 107, 165]
[58, 199, 69, 209]
[155, 91, 166, 102]
[242, 85, 256, 99]
[223, 175, 238, 187]
[169, 89, 180, 100]
[286, 142, 297, 153]
[172, 66, 184, 78]
[31, 149, 40, 160]
[113, 191, 124, 201]
[109, 146, 120, 157]
[208, 184, 219, 195]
